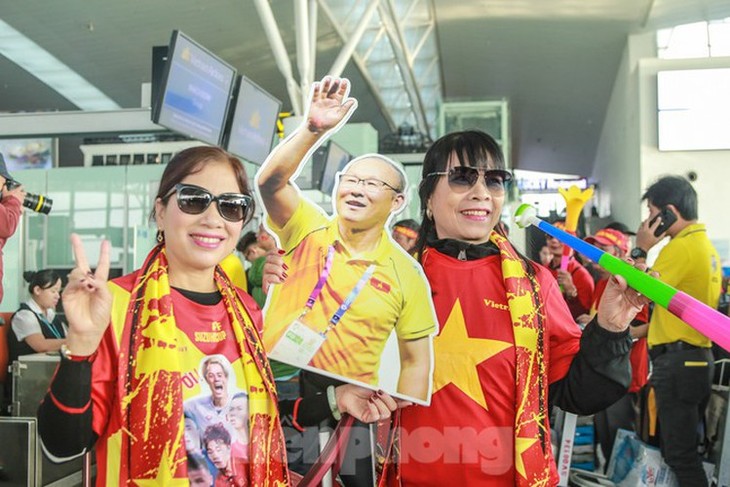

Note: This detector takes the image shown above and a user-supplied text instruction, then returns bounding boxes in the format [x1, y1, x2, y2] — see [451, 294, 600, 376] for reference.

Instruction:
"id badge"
[269, 319, 326, 367]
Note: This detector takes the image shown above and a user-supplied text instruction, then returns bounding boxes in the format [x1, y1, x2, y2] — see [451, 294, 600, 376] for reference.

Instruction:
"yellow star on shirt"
[132, 450, 188, 486]
[432, 299, 511, 410]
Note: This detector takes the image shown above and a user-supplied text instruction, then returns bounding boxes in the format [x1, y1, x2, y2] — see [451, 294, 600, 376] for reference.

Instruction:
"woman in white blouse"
[3, 269, 66, 411]
[9, 269, 67, 361]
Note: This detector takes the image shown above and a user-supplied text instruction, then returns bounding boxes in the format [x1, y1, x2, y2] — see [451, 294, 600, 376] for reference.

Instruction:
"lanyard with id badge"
[28, 306, 64, 339]
[270, 245, 376, 367]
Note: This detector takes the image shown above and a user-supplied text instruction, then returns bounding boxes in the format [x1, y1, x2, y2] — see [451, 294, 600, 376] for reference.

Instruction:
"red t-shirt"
[397, 250, 582, 485]
[90, 273, 255, 486]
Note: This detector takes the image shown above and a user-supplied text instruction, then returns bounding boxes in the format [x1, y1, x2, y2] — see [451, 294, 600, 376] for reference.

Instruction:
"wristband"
[60, 344, 97, 362]
[326, 385, 342, 421]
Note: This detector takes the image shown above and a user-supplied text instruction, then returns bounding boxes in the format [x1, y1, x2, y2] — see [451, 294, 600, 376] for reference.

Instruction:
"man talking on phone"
[632, 175, 721, 487]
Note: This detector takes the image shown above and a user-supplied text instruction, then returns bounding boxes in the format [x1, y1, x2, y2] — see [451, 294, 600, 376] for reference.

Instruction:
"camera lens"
[5, 179, 52, 214]
[23, 193, 53, 214]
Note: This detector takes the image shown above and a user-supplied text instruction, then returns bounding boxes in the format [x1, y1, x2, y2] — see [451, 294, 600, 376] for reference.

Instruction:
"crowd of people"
[0, 75, 716, 486]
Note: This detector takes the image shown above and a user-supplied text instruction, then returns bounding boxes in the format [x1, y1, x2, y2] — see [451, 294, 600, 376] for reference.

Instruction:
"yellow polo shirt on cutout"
[648, 223, 722, 348]
[263, 199, 436, 386]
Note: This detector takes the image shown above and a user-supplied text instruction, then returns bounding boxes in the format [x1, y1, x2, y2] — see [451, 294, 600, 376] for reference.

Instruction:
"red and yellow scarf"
[381, 232, 552, 486]
[111, 245, 289, 485]
[492, 232, 553, 486]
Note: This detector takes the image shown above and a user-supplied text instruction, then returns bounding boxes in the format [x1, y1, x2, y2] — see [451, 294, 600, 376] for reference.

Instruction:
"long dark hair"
[23, 269, 61, 295]
[414, 130, 535, 275]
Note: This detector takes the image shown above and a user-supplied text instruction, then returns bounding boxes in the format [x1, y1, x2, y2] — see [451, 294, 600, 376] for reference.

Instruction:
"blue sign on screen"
[156, 33, 236, 146]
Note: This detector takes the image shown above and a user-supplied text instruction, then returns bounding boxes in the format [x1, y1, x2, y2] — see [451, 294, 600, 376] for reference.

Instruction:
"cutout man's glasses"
[337, 173, 401, 194]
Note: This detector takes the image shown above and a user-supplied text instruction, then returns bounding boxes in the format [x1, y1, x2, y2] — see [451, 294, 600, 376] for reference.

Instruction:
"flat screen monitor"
[225, 76, 282, 165]
[0, 138, 55, 172]
[319, 141, 353, 195]
[294, 143, 328, 190]
[152, 30, 237, 147]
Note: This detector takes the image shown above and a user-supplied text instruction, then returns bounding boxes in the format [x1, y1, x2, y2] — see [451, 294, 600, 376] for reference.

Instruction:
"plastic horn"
[514, 203, 730, 352]
[557, 185, 594, 270]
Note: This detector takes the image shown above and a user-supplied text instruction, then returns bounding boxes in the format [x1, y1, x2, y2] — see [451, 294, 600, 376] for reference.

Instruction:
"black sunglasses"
[426, 167, 512, 194]
[163, 183, 253, 223]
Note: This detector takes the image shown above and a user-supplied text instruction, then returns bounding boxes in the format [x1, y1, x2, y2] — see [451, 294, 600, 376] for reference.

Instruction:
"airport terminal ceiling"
[0, 0, 728, 175]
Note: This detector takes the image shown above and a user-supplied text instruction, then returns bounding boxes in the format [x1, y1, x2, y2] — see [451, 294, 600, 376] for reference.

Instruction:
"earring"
[426, 208, 433, 220]
[156, 230, 164, 243]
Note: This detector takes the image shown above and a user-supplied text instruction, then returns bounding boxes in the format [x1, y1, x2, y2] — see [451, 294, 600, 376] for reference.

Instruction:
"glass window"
[709, 20, 730, 56]
[658, 18, 730, 59]
[657, 68, 730, 151]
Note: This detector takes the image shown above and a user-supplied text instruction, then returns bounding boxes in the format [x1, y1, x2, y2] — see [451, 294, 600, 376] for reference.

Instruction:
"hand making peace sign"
[62, 233, 113, 356]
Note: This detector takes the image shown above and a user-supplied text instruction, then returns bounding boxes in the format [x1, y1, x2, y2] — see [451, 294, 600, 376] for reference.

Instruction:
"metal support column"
[329, 0, 380, 78]
[252, 0, 303, 115]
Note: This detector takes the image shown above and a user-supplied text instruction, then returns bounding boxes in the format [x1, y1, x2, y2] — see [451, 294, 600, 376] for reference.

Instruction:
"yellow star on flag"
[432, 299, 511, 410]
[515, 435, 539, 479]
[132, 448, 188, 486]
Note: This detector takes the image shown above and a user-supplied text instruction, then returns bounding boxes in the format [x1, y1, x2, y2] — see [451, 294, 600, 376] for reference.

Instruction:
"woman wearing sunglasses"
[35, 146, 287, 485]
[36, 146, 395, 486]
[378, 130, 649, 486]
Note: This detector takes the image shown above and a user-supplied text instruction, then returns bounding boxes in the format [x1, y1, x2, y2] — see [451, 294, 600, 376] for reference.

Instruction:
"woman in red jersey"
[384, 130, 648, 486]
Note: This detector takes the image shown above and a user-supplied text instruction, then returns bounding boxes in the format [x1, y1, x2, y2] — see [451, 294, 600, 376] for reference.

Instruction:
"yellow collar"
[326, 218, 390, 264]
[674, 222, 705, 239]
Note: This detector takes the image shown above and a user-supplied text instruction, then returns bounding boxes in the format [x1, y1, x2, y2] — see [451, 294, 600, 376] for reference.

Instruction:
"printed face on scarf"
[206, 439, 231, 469]
[226, 395, 248, 432]
[184, 417, 202, 453]
[188, 466, 212, 487]
[204, 361, 229, 404]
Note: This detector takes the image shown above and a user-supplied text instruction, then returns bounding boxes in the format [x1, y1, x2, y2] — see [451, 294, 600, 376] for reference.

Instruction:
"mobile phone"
[649, 206, 677, 237]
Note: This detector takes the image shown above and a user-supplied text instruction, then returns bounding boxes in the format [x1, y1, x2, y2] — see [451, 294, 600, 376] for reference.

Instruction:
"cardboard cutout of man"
[256, 76, 436, 403]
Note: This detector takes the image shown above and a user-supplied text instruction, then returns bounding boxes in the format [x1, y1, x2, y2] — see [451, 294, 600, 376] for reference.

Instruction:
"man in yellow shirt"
[633, 175, 721, 487]
[257, 76, 436, 403]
